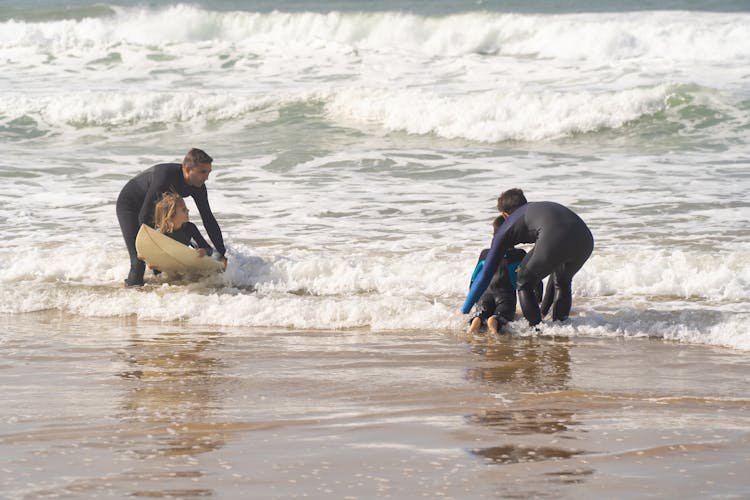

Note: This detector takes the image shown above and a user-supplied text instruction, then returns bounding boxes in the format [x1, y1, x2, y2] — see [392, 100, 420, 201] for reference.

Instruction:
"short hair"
[183, 148, 213, 169]
[492, 215, 506, 234]
[154, 192, 183, 233]
[497, 188, 527, 214]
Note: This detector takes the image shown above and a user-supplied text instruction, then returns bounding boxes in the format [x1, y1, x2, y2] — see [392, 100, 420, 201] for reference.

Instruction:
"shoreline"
[1, 311, 748, 498]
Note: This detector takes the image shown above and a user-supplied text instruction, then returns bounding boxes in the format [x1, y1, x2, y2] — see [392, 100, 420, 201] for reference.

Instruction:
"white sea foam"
[6, 81, 740, 146]
[0, 84, 674, 142]
[324, 85, 671, 142]
[0, 91, 283, 128]
[2, 7, 747, 144]
[1, 8, 748, 93]
[1, 7, 748, 61]
[580, 250, 750, 304]
[0, 240, 747, 349]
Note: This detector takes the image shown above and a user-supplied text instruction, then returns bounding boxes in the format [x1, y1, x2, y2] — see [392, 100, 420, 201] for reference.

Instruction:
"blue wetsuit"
[469, 247, 526, 327]
[116, 163, 225, 286]
[462, 201, 593, 325]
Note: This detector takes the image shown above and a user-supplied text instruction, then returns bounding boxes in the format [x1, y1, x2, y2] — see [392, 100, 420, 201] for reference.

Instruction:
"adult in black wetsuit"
[116, 148, 226, 286]
[462, 188, 593, 326]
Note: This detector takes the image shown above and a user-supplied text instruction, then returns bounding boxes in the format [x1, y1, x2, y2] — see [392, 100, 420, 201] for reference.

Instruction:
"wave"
[3, 84, 745, 143]
[1, 242, 748, 350]
[0, 91, 290, 129]
[324, 85, 672, 142]
[0, 5, 748, 61]
[0, 4, 116, 22]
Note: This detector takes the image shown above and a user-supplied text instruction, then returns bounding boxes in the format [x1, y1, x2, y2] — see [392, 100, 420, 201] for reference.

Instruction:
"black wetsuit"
[116, 163, 225, 286]
[164, 222, 214, 256]
[462, 201, 593, 325]
[469, 247, 526, 327]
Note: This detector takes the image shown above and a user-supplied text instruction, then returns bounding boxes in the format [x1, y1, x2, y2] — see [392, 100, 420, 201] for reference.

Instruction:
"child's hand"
[195, 248, 207, 258]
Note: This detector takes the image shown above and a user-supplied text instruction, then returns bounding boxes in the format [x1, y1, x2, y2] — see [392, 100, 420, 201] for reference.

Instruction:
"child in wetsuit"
[467, 215, 528, 335]
[153, 192, 214, 259]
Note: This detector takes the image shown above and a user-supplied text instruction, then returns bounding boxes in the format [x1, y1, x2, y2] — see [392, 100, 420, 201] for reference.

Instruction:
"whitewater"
[1, 3, 748, 349]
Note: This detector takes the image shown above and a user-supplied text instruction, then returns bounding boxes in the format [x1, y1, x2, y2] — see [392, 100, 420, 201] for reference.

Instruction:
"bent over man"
[462, 188, 593, 326]
[116, 148, 226, 286]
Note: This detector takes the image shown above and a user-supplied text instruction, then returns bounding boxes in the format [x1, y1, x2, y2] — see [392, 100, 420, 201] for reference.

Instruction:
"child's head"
[497, 188, 527, 215]
[154, 192, 189, 233]
[492, 214, 506, 234]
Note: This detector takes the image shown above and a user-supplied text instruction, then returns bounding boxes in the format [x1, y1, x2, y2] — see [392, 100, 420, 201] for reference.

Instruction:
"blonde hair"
[154, 192, 183, 233]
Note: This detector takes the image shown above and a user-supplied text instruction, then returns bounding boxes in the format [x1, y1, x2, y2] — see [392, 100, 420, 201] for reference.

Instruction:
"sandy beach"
[2, 2, 749, 498]
[1, 311, 748, 499]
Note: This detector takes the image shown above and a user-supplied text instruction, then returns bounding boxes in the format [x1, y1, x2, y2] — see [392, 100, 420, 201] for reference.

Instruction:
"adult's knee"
[516, 265, 541, 291]
[549, 267, 572, 288]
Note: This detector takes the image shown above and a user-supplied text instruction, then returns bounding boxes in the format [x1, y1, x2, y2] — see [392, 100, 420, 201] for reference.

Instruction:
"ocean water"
[1, 0, 749, 348]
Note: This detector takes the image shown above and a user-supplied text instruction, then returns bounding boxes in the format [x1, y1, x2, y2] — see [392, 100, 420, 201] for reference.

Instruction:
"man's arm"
[192, 186, 226, 256]
[462, 234, 506, 313]
[461, 207, 526, 314]
[469, 248, 490, 287]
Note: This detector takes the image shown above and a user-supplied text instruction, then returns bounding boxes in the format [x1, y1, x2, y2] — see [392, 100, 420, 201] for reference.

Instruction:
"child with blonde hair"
[153, 192, 214, 258]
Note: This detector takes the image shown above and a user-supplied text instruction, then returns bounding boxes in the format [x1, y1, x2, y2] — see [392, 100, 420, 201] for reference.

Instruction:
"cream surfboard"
[135, 224, 223, 276]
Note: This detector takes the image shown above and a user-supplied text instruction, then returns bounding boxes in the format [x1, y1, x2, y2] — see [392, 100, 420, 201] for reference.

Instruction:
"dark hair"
[492, 215, 506, 234]
[183, 148, 213, 168]
[497, 188, 527, 214]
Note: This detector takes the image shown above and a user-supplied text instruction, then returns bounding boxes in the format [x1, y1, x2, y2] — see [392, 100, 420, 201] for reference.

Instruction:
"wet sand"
[1, 312, 749, 499]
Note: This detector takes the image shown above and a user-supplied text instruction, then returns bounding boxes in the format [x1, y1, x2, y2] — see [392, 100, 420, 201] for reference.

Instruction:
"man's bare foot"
[468, 317, 482, 334]
[487, 316, 499, 335]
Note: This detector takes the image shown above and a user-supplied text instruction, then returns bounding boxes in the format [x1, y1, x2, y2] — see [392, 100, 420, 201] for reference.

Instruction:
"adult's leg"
[517, 283, 541, 325]
[550, 269, 572, 321]
[539, 276, 554, 317]
[116, 202, 145, 286]
[516, 248, 555, 326]
[550, 237, 594, 321]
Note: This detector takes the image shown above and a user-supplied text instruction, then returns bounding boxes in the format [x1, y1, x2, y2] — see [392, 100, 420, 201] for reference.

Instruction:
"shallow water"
[2, 312, 749, 498]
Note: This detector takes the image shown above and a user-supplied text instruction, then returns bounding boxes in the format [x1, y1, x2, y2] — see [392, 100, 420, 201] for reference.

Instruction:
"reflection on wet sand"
[464, 337, 571, 390]
[471, 443, 584, 464]
[464, 336, 587, 470]
[544, 467, 596, 485]
[465, 408, 576, 435]
[116, 331, 229, 497]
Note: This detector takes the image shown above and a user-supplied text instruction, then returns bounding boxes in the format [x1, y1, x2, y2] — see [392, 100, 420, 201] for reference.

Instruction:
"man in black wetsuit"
[462, 188, 593, 326]
[116, 148, 227, 286]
